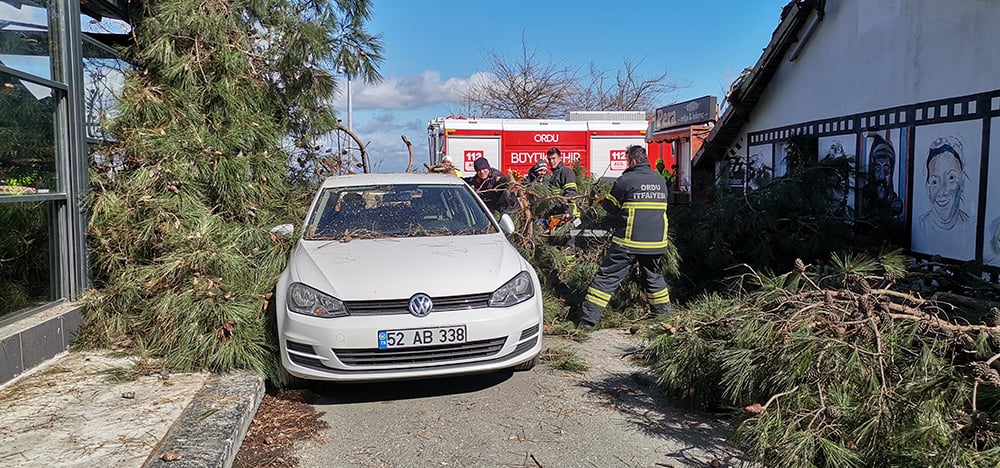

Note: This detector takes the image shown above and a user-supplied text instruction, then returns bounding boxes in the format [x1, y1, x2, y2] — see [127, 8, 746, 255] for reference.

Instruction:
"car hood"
[288, 233, 526, 300]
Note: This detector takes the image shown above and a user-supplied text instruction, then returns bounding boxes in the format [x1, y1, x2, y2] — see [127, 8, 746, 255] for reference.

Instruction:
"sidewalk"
[0, 350, 264, 468]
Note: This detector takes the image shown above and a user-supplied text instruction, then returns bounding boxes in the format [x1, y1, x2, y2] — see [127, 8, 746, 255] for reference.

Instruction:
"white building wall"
[725, 0, 1000, 264]
[750, 0, 1000, 129]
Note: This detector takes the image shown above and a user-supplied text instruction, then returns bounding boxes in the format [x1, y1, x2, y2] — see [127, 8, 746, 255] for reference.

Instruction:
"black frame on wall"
[744, 89, 998, 265]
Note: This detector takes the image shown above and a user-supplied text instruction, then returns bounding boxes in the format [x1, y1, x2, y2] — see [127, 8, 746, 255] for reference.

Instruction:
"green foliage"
[670, 137, 904, 303]
[79, 0, 382, 380]
[512, 168, 680, 328]
[0, 202, 50, 316]
[541, 346, 588, 373]
[643, 252, 1000, 466]
[0, 71, 56, 190]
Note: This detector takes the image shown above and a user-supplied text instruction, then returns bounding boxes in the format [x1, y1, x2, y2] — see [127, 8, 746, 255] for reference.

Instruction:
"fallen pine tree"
[643, 250, 1000, 467]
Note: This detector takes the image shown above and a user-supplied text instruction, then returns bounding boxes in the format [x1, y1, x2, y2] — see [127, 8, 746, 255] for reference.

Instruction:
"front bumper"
[277, 294, 543, 382]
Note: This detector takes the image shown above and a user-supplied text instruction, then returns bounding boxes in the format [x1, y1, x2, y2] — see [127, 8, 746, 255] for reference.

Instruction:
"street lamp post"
[338, 66, 352, 132]
[347, 73, 352, 132]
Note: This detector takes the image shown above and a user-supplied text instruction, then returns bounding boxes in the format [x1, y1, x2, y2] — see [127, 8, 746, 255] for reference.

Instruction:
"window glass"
[0, 70, 57, 194]
[0, 201, 53, 319]
[83, 38, 129, 140]
[0, 0, 55, 81]
[306, 184, 496, 240]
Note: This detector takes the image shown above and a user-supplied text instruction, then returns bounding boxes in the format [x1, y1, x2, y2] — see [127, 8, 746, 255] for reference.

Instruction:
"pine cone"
[858, 277, 873, 294]
[877, 300, 891, 318]
[884, 269, 900, 282]
[799, 367, 821, 384]
[794, 258, 806, 274]
[824, 291, 834, 307]
[858, 294, 874, 316]
[970, 362, 990, 380]
[824, 405, 842, 419]
[971, 410, 994, 430]
[854, 323, 873, 340]
[988, 307, 1000, 327]
[973, 361, 1000, 384]
[887, 364, 902, 382]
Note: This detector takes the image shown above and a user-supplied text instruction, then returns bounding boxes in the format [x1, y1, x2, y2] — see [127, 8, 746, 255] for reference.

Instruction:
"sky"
[337, 0, 792, 173]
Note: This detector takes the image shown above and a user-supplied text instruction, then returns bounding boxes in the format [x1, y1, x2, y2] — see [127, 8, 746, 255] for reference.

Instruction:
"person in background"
[465, 157, 511, 213]
[441, 155, 463, 177]
[543, 147, 579, 230]
[655, 158, 675, 187]
[570, 145, 671, 328]
[524, 159, 549, 184]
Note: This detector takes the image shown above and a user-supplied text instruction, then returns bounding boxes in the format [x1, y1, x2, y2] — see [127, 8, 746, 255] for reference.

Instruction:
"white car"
[274, 173, 543, 383]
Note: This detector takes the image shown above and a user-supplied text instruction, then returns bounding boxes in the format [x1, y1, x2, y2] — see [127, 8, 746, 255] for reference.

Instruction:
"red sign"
[503, 131, 589, 147]
[610, 149, 627, 171]
[501, 146, 589, 180]
[463, 150, 484, 172]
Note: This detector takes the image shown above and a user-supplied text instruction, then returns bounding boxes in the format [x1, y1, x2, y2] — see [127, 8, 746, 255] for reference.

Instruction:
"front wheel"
[511, 355, 539, 372]
[278, 365, 311, 390]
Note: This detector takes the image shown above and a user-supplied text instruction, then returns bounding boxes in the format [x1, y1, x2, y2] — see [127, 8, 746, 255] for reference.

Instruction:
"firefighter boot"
[652, 302, 672, 321]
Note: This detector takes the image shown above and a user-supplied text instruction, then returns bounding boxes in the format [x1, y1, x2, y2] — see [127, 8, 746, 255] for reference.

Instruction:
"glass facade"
[0, 0, 129, 323]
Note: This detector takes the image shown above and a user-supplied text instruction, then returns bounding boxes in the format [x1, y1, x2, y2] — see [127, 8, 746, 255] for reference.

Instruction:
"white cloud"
[0, 3, 47, 28]
[334, 71, 494, 111]
[325, 70, 497, 172]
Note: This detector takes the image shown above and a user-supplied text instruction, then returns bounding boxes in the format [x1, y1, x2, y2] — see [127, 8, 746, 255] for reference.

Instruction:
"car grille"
[333, 337, 508, 366]
[519, 324, 539, 341]
[344, 293, 492, 315]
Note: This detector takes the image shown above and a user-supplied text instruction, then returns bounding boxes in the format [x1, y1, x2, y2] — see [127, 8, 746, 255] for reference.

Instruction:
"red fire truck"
[427, 112, 673, 180]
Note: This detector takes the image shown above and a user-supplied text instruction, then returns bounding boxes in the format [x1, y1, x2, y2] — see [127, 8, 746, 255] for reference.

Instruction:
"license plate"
[377, 326, 467, 349]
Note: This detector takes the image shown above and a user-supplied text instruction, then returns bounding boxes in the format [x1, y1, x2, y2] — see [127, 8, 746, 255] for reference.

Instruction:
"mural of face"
[925, 146, 964, 228]
[826, 141, 845, 158]
[869, 136, 896, 201]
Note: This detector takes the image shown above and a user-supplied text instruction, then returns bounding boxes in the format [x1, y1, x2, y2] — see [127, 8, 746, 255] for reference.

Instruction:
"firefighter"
[465, 157, 512, 213]
[441, 155, 463, 177]
[543, 147, 579, 231]
[571, 145, 671, 328]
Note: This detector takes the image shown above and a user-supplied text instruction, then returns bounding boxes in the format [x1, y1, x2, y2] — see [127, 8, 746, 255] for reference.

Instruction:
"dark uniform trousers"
[578, 244, 671, 325]
[575, 162, 672, 326]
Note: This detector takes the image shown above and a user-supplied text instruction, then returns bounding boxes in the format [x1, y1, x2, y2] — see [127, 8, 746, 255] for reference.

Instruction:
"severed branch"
[401, 135, 414, 173]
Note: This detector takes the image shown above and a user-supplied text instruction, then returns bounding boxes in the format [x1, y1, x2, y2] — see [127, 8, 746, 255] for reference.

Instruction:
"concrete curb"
[143, 371, 264, 468]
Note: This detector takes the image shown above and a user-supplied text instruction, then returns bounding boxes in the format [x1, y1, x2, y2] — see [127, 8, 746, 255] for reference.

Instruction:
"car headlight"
[287, 283, 348, 318]
[489, 271, 534, 307]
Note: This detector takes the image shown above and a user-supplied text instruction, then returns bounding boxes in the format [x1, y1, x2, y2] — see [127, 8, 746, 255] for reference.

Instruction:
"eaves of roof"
[693, 0, 820, 169]
[81, 0, 134, 22]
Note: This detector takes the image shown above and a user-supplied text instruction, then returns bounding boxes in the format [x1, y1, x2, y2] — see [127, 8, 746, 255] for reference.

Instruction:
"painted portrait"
[819, 134, 857, 214]
[861, 129, 905, 218]
[746, 144, 773, 190]
[910, 120, 982, 261]
[983, 117, 1000, 266]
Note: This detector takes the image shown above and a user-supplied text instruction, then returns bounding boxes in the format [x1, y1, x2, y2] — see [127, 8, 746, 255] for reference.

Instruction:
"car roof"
[320, 172, 465, 189]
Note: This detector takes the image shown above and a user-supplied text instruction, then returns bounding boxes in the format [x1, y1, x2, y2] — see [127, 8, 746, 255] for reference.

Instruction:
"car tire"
[278, 366, 311, 390]
[511, 355, 539, 372]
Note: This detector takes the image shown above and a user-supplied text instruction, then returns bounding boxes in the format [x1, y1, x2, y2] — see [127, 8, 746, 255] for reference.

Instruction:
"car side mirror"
[498, 214, 515, 235]
[270, 223, 295, 237]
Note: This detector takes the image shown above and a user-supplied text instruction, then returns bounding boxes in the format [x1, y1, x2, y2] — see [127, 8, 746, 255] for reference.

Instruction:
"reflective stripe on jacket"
[548, 163, 580, 216]
[601, 163, 669, 254]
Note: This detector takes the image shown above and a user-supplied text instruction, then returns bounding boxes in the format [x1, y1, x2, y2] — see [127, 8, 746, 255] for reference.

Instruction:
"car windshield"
[304, 183, 497, 240]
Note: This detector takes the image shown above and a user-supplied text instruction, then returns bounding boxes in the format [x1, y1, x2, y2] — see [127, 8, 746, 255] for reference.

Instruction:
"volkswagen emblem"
[408, 293, 433, 317]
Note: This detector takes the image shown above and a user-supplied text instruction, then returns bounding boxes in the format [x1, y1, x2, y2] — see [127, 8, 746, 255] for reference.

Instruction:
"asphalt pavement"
[0, 350, 263, 468]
